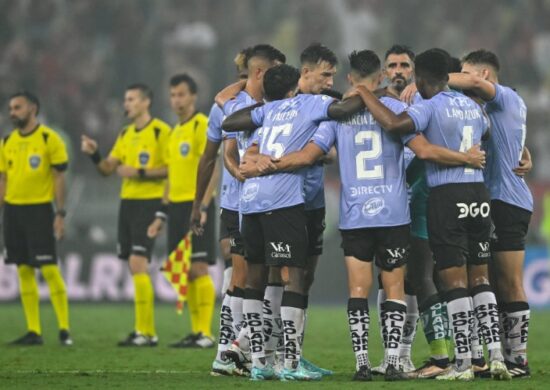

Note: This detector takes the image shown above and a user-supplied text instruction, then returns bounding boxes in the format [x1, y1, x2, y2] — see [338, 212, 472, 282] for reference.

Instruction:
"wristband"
[200, 204, 209, 213]
[90, 150, 101, 164]
[56, 209, 67, 218]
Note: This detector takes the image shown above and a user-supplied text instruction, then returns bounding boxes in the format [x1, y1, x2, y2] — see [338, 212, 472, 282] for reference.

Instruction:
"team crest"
[362, 197, 385, 217]
[179, 142, 190, 156]
[242, 182, 259, 202]
[138, 151, 150, 166]
[29, 155, 41, 169]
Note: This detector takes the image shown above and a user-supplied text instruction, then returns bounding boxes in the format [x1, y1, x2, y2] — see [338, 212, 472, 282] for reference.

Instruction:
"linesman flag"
[161, 233, 192, 314]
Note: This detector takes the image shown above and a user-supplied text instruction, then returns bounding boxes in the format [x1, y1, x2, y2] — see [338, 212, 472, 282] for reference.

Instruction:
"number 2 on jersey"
[355, 130, 383, 179]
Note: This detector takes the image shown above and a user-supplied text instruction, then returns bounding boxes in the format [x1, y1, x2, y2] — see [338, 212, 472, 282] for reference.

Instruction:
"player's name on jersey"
[350, 184, 393, 197]
[268, 109, 298, 122]
[445, 107, 482, 121]
[341, 112, 377, 126]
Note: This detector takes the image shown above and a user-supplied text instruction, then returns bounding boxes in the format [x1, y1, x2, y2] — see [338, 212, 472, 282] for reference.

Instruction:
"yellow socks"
[133, 273, 155, 336]
[187, 279, 200, 334]
[17, 265, 41, 334]
[193, 275, 215, 337]
[41, 264, 70, 331]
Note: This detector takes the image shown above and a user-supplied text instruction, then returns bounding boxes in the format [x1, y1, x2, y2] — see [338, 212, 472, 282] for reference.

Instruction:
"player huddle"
[1, 41, 532, 383]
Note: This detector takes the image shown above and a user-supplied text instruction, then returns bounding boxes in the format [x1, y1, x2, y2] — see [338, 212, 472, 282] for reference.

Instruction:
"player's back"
[314, 96, 410, 229]
[484, 84, 532, 211]
[240, 94, 333, 214]
[407, 91, 488, 188]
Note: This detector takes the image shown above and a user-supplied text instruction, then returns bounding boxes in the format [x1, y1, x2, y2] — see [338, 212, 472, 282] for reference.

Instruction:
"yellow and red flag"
[161, 233, 192, 314]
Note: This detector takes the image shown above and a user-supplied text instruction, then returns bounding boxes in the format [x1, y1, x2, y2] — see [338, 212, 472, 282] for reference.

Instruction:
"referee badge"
[29, 155, 41, 169]
[138, 151, 150, 166]
[179, 142, 190, 156]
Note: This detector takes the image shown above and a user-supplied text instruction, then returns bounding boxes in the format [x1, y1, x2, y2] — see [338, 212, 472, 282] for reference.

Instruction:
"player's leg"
[400, 279, 418, 372]
[490, 200, 531, 378]
[5, 204, 42, 345]
[263, 267, 284, 367]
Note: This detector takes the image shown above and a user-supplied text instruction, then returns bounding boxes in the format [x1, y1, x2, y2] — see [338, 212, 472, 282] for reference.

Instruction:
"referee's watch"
[56, 209, 67, 218]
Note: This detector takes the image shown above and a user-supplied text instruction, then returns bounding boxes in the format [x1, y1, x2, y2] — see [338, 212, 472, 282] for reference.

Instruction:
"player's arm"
[81, 135, 120, 176]
[223, 138, 245, 182]
[319, 146, 337, 165]
[191, 140, 221, 234]
[448, 73, 496, 101]
[326, 95, 365, 120]
[355, 86, 415, 134]
[147, 181, 170, 239]
[514, 146, 532, 177]
[214, 79, 248, 108]
[273, 142, 326, 172]
[407, 134, 486, 168]
[222, 103, 264, 132]
[52, 167, 67, 240]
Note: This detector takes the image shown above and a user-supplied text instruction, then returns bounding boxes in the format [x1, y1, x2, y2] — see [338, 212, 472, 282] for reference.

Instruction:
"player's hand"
[239, 160, 261, 178]
[117, 165, 138, 178]
[190, 204, 204, 236]
[513, 158, 532, 177]
[81, 135, 98, 155]
[256, 154, 277, 174]
[53, 215, 65, 240]
[400, 83, 418, 104]
[200, 210, 208, 227]
[465, 144, 486, 169]
[147, 217, 164, 238]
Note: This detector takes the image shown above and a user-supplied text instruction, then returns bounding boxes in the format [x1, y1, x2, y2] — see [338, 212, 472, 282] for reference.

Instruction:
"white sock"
[445, 289, 474, 370]
[230, 287, 245, 336]
[347, 298, 370, 370]
[472, 285, 503, 362]
[243, 289, 265, 368]
[400, 293, 419, 359]
[263, 284, 284, 362]
[469, 296, 485, 362]
[383, 299, 407, 368]
[281, 291, 305, 370]
[501, 301, 530, 365]
[377, 287, 387, 361]
[215, 293, 234, 361]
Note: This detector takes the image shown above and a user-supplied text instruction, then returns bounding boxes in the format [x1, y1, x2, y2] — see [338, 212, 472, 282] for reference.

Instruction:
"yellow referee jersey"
[0, 124, 68, 205]
[109, 118, 170, 200]
[166, 112, 208, 202]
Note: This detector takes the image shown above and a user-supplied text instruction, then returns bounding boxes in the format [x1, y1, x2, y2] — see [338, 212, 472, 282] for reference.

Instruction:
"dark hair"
[126, 83, 153, 103]
[247, 44, 286, 66]
[449, 57, 462, 73]
[10, 90, 40, 114]
[263, 64, 300, 101]
[414, 49, 449, 83]
[300, 43, 338, 66]
[169, 73, 198, 94]
[349, 50, 381, 78]
[384, 44, 415, 61]
[462, 49, 500, 72]
[320, 88, 343, 100]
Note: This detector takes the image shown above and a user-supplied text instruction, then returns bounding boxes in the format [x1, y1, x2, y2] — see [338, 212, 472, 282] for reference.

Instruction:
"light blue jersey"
[484, 84, 533, 211]
[312, 97, 410, 230]
[406, 91, 488, 188]
[239, 94, 334, 214]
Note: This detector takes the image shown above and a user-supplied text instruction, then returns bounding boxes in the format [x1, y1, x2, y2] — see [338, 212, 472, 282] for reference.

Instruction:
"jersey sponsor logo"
[242, 182, 259, 202]
[179, 142, 190, 157]
[456, 202, 490, 219]
[350, 185, 393, 197]
[269, 242, 292, 259]
[29, 155, 41, 169]
[385, 247, 407, 264]
[35, 254, 53, 261]
[478, 241, 490, 252]
[138, 151, 150, 166]
[362, 197, 385, 217]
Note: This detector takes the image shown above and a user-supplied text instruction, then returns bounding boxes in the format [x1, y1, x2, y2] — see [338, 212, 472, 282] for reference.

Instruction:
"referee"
[2, 91, 72, 346]
[81, 84, 170, 347]
[148, 74, 218, 348]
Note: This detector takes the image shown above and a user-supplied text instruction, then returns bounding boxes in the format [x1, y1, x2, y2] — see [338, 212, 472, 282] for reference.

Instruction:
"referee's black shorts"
[118, 199, 159, 261]
[167, 201, 216, 264]
[3, 202, 57, 267]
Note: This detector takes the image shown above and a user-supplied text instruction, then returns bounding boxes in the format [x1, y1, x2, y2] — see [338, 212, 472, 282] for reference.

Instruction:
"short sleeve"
[158, 125, 170, 165]
[207, 104, 223, 143]
[47, 131, 69, 166]
[308, 94, 335, 123]
[406, 99, 433, 132]
[250, 105, 266, 127]
[0, 139, 6, 172]
[222, 130, 236, 140]
[401, 132, 419, 146]
[485, 83, 506, 111]
[195, 118, 208, 156]
[311, 121, 337, 153]
[109, 131, 125, 162]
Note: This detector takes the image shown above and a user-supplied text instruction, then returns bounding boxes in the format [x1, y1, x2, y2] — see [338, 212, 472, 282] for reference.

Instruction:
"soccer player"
[221, 64, 369, 381]
[81, 84, 170, 346]
[241, 51, 485, 381]
[146, 74, 218, 348]
[2, 91, 72, 346]
[447, 49, 533, 378]
[356, 49, 511, 381]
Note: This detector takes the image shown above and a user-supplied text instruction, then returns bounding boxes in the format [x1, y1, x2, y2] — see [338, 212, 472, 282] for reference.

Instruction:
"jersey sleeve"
[194, 117, 208, 157]
[309, 94, 336, 122]
[158, 125, 170, 165]
[311, 121, 337, 153]
[0, 139, 6, 173]
[109, 131, 125, 162]
[250, 105, 266, 127]
[485, 83, 506, 111]
[207, 104, 223, 143]
[47, 131, 69, 167]
[406, 99, 433, 133]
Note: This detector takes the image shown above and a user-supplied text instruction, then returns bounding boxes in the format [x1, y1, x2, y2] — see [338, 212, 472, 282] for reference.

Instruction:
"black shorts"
[3, 202, 56, 267]
[427, 183, 492, 270]
[219, 208, 244, 256]
[340, 224, 410, 271]
[241, 204, 308, 268]
[305, 207, 325, 256]
[490, 200, 531, 252]
[118, 199, 159, 261]
[168, 201, 216, 264]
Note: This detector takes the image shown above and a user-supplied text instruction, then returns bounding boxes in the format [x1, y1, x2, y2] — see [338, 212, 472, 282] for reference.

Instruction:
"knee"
[349, 286, 369, 298]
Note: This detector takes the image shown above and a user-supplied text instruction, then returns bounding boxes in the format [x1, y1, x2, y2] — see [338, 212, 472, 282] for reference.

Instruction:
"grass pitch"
[0, 303, 548, 389]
